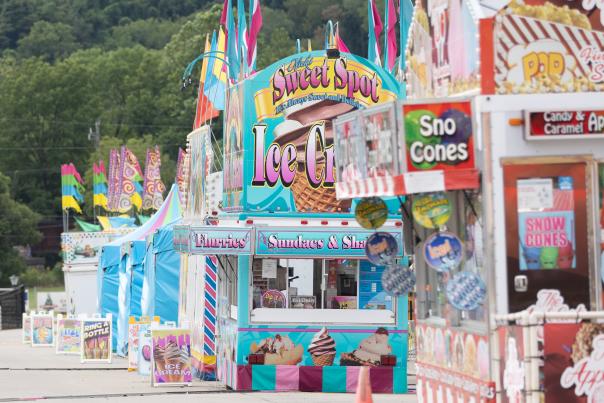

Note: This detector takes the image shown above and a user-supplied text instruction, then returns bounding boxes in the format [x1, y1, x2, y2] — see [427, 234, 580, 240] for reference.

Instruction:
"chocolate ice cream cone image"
[274, 100, 354, 213]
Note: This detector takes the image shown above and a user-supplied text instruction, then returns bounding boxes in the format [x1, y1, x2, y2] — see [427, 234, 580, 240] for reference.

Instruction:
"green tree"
[17, 21, 79, 61]
[0, 172, 41, 286]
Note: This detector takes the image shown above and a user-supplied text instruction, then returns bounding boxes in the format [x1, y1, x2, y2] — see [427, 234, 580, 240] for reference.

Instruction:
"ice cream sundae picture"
[250, 334, 304, 365]
[152, 334, 192, 383]
[308, 328, 336, 366]
[339, 328, 393, 367]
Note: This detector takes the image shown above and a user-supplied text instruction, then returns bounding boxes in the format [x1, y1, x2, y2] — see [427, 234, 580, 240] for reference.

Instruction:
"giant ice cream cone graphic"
[308, 327, 336, 366]
[274, 100, 354, 212]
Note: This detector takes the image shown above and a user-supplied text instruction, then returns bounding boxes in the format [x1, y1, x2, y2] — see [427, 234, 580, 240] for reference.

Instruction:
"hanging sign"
[365, 232, 399, 265]
[81, 315, 112, 363]
[423, 232, 464, 272]
[412, 193, 452, 228]
[446, 271, 487, 311]
[56, 316, 82, 354]
[151, 324, 192, 386]
[355, 197, 389, 229]
[403, 101, 475, 172]
[31, 312, 54, 347]
[382, 264, 416, 296]
[525, 110, 604, 140]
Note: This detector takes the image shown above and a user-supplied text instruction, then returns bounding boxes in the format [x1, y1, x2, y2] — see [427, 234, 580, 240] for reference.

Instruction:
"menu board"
[359, 261, 393, 310]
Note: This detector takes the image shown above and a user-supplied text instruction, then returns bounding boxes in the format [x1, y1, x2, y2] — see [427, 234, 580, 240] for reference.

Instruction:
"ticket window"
[414, 190, 487, 327]
[502, 160, 594, 311]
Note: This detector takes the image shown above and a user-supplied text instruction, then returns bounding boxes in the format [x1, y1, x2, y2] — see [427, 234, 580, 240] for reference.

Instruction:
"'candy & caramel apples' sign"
[403, 101, 475, 172]
[526, 110, 604, 139]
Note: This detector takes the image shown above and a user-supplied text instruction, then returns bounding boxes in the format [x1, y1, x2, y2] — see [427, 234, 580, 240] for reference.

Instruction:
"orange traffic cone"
[355, 366, 373, 403]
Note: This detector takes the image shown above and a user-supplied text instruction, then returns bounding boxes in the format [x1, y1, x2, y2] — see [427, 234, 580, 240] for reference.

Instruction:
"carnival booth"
[62, 230, 132, 315]
[98, 184, 182, 354]
[334, 0, 604, 402]
[175, 50, 413, 393]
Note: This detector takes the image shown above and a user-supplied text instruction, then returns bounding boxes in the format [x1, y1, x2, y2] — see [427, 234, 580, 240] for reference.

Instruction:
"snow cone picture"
[308, 327, 336, 366]
[403, 102, 474, 172]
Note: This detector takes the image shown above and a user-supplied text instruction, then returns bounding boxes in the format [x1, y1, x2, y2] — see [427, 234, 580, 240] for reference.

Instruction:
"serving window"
[250, 257, 396, 325]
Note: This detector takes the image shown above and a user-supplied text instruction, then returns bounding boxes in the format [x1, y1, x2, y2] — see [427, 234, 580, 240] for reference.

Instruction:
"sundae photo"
[307, 328, 336, 366]
[250, 334, 303, 365]
[340, 328, 393, 366]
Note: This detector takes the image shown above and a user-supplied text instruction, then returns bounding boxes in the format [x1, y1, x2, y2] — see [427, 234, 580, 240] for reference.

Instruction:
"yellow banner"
[254, 57, 397, 121]
[62, 196, 82, 213]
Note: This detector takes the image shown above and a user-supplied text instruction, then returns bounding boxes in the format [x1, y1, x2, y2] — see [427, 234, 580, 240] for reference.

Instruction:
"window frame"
[248, 256, 398, 326]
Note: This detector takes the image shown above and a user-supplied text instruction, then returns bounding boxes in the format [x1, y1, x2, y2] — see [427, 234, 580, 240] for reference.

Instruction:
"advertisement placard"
[151, 324, 192, 386]
[128, 316, 159, 371]
[543, 322, 604, 402]
[31, 312, 54, 347]
[80, 315, 112, 363]
[22, 313, 31, 344]
[56, 315, 82, 354]
[406, 0, 480, 98]
[403, 101, 474, 173]
[517, 177, 576, 270]
[492, 1, 604, 95]
[255, 228, 403, 258]
[138, 325, 153, 376]
[525, 110, 604, 140]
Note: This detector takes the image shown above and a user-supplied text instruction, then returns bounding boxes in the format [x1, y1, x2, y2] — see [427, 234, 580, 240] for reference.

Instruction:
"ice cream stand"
[174, 49, 414, 393]
[332, 0, 604, 402]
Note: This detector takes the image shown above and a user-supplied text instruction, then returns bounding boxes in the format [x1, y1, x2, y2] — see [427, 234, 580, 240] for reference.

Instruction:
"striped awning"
[335, 169, 480, 199]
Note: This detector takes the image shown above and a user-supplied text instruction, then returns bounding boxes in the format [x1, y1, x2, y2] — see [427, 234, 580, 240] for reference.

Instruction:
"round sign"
[412, 193, 451, 229]
[382, 264, 416, 296]
[355, 197, 389, 229]
[261, 290, 286, 308]
[446, 271, 486, 311]
[365, 232, 399, 265]
[423, 231, 463, 272]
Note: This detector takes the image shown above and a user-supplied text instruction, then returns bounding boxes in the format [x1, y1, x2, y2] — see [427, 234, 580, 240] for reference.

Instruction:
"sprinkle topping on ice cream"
[308, 327, 336, 357]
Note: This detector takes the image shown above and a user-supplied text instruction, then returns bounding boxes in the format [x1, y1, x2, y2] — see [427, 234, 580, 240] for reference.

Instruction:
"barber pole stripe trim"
[203, 255, 218, 356]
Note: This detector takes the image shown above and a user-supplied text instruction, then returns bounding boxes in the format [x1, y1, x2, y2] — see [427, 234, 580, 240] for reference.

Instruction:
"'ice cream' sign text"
[252, 123, 335, 188]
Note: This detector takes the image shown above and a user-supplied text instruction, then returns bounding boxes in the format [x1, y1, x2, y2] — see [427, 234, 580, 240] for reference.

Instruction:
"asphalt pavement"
[0, 329, 416, 402]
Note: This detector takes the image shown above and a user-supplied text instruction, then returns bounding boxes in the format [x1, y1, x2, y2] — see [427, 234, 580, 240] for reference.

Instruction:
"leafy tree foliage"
[0, 0, 376, 271]
[0, 173, 41, 286]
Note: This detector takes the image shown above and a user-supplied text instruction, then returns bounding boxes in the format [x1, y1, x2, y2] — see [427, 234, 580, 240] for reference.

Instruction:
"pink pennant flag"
[247, 0, 263, 70]
[220, 0, 229, 26]
[335, 25, 350, 53]
[70, 163, 84, 184]
[385, 0, 398, 71]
